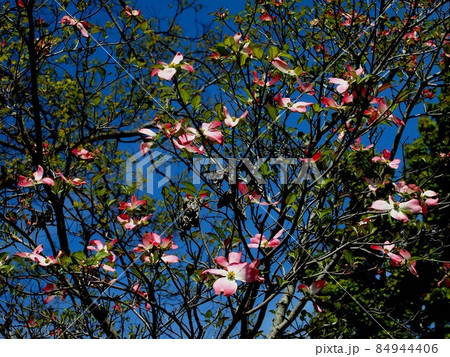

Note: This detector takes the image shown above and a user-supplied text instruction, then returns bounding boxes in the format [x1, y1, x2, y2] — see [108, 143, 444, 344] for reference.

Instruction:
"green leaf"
[268, 46, 279, 60]
[343, 250, 355, 264]
[181, 181, 197, 195]
[253, 46, 264, 60]
[96, 250, 110, 260]
[162, 186, 170, 198]
[286, 193, 296, 206]
[71, 251, 86, 264]
[92, 95, 101, 106]
[267, 104, 278, 120]
[179, 89, 190, 105]
[191, 94, 201, 108]
[91, 172, 104, 186]
[239, 53, 248, 67]
[214, 103, 222, 115]
[260, 162, 270, 176]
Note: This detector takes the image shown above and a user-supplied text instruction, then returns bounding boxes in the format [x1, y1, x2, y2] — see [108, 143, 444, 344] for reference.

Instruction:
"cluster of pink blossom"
[87, 239, 118, 272]
[116, 195, 152, 230]
[248, 229, 284, 249]
[203, 252, 264, 296]
[139, 114, 225, 156]
[43, 283, 67, 304]
[369, 180, 438, 222]
[371, 241, 418, 277]
[60, 16, 90, 38]
[238, 182, 279, 206]
[298, 280, 327, 312]
[372, 149, 401, 169]
[132, 283, 151, 311]
[18, 148, 95, 189]
[133, 232, 179, 264]
[151, 52, 194, 81]
[16, 244, 61, 267]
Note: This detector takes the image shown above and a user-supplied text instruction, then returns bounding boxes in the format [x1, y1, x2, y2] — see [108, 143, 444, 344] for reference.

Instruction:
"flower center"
[227, 271, 236, 280]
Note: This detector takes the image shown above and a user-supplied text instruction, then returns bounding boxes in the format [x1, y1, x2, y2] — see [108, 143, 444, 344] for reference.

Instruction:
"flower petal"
[399, 199, 422, 214]
[161, 254, 179, 264]
[212, 277, 238, 296]
[370, 200, 392, 212]
[390, 209, 409, 222]
[228, 252, 242, 265]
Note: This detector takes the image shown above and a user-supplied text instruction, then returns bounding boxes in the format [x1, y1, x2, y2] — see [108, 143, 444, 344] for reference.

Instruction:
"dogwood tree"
[0, 0, 448, 338]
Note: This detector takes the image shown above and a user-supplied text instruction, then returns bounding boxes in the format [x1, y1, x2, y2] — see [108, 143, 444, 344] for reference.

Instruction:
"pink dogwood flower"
[372, 149, 401, 169]
[252, 71, 280, 87]
[156, 118, 183, 138]
[350, 137, 374, 151]
[328, 77, 349, 93]
[370, 241, 402, 264]
[366, 98, 405, 126]
[321, 91, 353, 110]
[223, 105, 248, 128]
[297, 79, 315, 95]
[419, 189, 439, 216]
[132, 283, 151, 310]
[171, 126, 206, 154]
[370, 196, 422, 222]
[320, 96, 341, 109]
[140, 142, 152, 156]
[300, 151, 321, 163]
[113, 301, 123, 312]
[72, 148, 94, 160]
[133, 232, 179, 264]
[201, 121, 223, 144]
[345, 64, 364, 77]
[298, 280, 327, 312]
[16, 244, 61, 267]
[389, 249, 419, 277]
[393, 181, 421, 194]
[203, 252, 263, 296]
[271, 57, 295, 75]
[298, 280, 327, 295]
[87, 239, 117, 263]
[44, 283, 66, 304]
[248, 229, 284, 249]
[238, 182, 279, 206]
[172, 128, 205, 154]
[422, 190, 439, 206]
[173, 140, 204, 154]
[60, 15, 90, 38]
[124, 6, 141, 17]
[56, 171, 87, 186]
[392, 182, 438, 216]
[118, 195, 146, 210]
[151, 52, 194, 81]
[274, 94, 313, 113]
[138, 128, 157, 156]
[18, 165, 54, 187]
[260, 12, 273, 21]
[117, 213, 152, 230]
[390, 249, 419, 277]
[138, 128, 157, 140]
